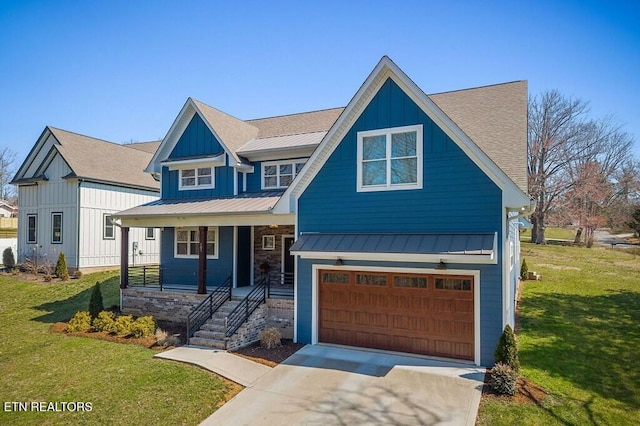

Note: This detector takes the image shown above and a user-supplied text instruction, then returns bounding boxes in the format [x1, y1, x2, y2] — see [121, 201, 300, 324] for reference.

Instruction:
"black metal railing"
[186, 275, 232, 343]
[128, 265, 162, 287]
[267, 272, 294, 299]
[225, 275, 267, 339]
[128, 265, 232, 292]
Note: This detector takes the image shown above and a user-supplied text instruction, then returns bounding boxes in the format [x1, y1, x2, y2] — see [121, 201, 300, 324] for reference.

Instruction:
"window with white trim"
[357, 124, 423, 192]
[179, 167, 214, 190]
[51, 212, 63, 244]
[174, 227, 218, 258]
[145, 227, 155, 240]
[103, 214, 115, 240]
[262, 160, 307, 189]
[27, 214, 37, 243]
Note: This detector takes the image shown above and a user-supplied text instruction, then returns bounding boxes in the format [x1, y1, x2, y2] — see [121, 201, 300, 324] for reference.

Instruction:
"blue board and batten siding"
[296, 78, 504, 365]
[161, 114, 237, 200]
[160, 227, 234, 287]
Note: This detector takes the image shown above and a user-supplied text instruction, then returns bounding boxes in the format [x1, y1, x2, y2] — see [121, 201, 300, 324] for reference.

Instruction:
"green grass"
[520, 226, 576, 241]
[0, 272, 239, 425]
[477, 243, 640, 425]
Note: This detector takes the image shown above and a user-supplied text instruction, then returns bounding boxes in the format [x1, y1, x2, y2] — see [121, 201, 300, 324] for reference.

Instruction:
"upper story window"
[27, 214, 37, 243]
[179, 167, 214, 190]
[175, 227, 218, 259]
[357, 124, 423, 192]
[262, 160, 306, 189]
[51, 212, 63, 244]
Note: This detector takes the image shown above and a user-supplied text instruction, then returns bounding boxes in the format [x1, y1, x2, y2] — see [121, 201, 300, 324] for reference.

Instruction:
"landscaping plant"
[520, 258, 528, 280]
[67, 311, 92, 332]
[55, 252, 70, 280]
[260, 327, 282, 349]
[494, 324, 520, 372]
[92, 311, 116, 332]
[88, 281, 104, 318]
[113, 315, 134, 336]
[2, 247, 15, 270]
[489, 362, 518, 396]
[130, 315, 156, 338]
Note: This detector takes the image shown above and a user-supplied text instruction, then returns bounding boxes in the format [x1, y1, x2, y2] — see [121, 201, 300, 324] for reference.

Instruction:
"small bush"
[55, 252, 69, 280]
[130, 315, 156, 338]
[494, 324, 520, 372]
[490, 362, 518, 396]
[92, 311, 116, 332]
[260, 327, 282, 349]
[67, 311, 92, 333]
[2, 247, 15, 270]
[88, 282, 104, 319]
[113, 315, 134, 336]
[155, 328, 181, 347]
[43, 274, 52, 282]
[520, 258, 528, 280]
[73, 270, 83, 279]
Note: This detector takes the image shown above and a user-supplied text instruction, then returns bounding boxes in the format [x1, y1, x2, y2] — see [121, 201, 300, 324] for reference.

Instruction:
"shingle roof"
[430, 81, 528, 191]
[246, 107, 344, 138]
[48, 127, 160, 190]
[126, 140, 161, 154]
[115, 191, 284, 217]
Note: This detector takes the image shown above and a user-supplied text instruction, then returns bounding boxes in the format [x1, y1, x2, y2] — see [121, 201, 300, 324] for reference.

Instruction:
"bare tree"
[0, 148, 17, 202]
[527, 90, 590, 243]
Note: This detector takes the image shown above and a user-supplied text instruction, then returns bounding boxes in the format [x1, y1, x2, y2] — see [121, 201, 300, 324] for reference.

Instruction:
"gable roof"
[275, 56, 530, 213]
[246, 108, 344, 138]
[12, 127, 160, 191]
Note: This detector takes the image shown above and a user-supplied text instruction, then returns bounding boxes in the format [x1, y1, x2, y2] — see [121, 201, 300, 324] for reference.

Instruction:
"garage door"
[318, 269, 474, 360]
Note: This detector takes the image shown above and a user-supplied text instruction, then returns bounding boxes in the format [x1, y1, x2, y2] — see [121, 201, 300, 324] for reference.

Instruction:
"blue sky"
[1, 0, 639, 169]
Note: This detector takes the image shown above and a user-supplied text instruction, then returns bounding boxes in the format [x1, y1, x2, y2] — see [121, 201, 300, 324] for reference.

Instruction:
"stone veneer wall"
[267, 298, 294, 339]
[121, 288, 207, 323]
[253, 225, 295, 280]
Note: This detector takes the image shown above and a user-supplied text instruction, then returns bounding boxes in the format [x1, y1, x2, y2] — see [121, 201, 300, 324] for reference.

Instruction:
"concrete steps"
[189, 299, 243, 349]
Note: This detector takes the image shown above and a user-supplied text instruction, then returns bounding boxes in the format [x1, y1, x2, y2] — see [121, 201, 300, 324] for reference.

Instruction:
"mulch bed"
[233, 339, 305, 367]
[481, 369, 547, 405]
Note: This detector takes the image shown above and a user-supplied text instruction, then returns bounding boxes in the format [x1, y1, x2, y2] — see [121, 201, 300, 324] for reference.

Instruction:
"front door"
[236, 226, 251, 286]
[283, 236, 295, 285]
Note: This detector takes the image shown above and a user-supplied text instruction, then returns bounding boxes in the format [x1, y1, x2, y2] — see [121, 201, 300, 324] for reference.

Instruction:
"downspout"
[76, 179, 82, 271]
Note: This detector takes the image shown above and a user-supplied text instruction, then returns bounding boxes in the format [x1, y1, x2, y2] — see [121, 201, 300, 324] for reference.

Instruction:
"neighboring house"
[0, 200, 17, 218]
[11, 127, 161, 271]
[116, 56, 532, 366]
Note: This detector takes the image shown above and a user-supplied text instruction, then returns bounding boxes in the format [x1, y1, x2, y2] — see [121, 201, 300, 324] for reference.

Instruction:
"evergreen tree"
[520, 258, 528, 280]
[494, 324, 520, 372]
[55, 252, 69, 281]
[89, 282, 104, 319]
[2, 247, 15, 270]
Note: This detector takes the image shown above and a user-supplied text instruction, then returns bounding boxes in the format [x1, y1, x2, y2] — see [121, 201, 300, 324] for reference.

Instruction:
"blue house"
[116, 57, 531, 366]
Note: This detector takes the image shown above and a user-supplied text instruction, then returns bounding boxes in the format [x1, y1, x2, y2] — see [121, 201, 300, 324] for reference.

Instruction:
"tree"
[55, 252, 70, 281]
[629, 206, 640, 236]
[528, 91, 590, 244]
[0, 148, 17, 201]
[88, 282, 104, 319]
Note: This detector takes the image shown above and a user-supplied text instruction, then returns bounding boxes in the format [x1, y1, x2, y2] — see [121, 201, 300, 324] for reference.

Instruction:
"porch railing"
[128, 265, 230, 292]
[225, 275, 267, 339]
[186, 275, 232, 343]
[267, 272, 294, 299]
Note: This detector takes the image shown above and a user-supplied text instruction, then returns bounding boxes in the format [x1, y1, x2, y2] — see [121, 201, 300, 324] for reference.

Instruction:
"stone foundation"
[121, 288, 296, 346]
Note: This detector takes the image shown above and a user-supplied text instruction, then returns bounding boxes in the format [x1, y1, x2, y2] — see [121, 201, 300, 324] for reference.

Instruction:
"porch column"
[197, 226, 207, 294]
[120, 226, 129, 289]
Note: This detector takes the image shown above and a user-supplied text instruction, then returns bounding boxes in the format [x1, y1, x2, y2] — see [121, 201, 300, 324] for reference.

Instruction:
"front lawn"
[520, 226, 576, 241]
[0, 271, 240, 425]
[477, 243, 640, 425]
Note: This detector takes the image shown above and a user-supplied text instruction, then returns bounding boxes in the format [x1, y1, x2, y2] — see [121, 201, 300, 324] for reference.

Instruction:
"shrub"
[43, 274, 53, 282]
[113, 315, 134, 336]
[489, 362, 518, 396]
[130, 315, 156, 338]
[55, 252, 69, 280]
[520, 258, 528, 280]
[88, 282, 104, 319]
[67, 311, 92, 332]
[260, 327, 282, 349]
[2, 247, 15, 270]
[73, 270, 83, 279]
[494, 324, 520, 372]
[92, 311, 116, 332]
[155, 328, 181, 347]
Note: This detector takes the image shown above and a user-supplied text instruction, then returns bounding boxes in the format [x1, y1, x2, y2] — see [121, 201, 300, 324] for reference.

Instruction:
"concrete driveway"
[202, 345, 485, 426]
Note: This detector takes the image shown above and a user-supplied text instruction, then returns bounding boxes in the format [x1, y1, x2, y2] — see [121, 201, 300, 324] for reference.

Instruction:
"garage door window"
[356, 273, 387, 286]
[435, 277, 472, 291]
[394, 275, 427, 288]
[321, 272, 350, 284]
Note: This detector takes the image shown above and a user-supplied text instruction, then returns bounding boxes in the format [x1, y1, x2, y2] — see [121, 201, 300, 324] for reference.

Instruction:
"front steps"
[189, 298, 242, 349]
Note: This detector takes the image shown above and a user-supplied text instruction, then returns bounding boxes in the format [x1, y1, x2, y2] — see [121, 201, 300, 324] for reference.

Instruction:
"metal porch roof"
[290, 233, 496, 257]
[115, 191, 284, 218]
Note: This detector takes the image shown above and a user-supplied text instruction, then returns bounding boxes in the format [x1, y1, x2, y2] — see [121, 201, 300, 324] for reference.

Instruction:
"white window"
[27, 214, 37, 243]
[357, 124, 423, 192]
[262, 160, 307, 189]
[179, 167, 214, 190]
[103, 214, 115, 240]
[174, 227, 218, 259]
[51, 212, 63, 244]
[145, 228, 155, 240]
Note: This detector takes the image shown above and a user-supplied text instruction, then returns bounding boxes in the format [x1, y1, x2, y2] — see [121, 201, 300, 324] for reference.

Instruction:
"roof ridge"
[254, 130, 328, 140]
[245, 106, 345, 122]
[48, 126, 156, 151]
[190, 98, 253, 126]
[428, 80, 527, 96]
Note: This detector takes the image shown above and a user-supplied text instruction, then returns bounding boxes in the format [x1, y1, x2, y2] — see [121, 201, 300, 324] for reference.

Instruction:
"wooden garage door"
[318, 270, 474, 360]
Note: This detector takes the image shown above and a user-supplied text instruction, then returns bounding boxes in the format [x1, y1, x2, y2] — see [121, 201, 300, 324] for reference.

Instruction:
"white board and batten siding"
[17, 153, 79, 267]
[79, 181, 160, 269]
